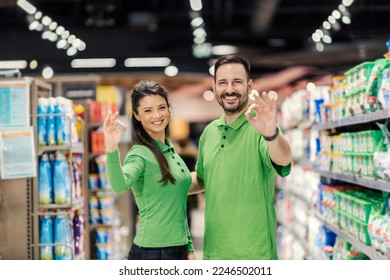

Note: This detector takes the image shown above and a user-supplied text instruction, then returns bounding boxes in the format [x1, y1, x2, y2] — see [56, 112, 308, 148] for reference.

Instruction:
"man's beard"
[218, 93, 249, 115]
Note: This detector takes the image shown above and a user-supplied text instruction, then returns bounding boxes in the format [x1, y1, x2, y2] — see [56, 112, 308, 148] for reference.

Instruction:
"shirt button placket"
[221, 126, 228, 149]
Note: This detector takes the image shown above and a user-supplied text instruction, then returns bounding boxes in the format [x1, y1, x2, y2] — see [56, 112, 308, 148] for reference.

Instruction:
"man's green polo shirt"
[106, 139, 193, 251]
[196, 113, 291, 260]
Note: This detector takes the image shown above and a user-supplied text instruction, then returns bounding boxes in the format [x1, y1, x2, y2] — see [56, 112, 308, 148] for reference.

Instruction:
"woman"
[103, 80, 195, 260]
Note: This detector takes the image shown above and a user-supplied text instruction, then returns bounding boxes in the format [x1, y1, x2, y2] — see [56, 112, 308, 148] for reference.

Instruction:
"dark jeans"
[127, 243, 187, 260]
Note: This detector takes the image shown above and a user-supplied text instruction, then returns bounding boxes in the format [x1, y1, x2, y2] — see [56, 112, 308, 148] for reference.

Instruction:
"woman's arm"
[189, 172, 204, 195]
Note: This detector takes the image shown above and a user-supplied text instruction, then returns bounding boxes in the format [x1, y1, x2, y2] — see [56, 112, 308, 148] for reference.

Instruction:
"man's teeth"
[225, 96, 238, 100]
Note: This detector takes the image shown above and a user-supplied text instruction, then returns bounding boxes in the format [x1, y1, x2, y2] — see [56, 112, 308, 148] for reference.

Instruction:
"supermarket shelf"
[313, 108, 390, 131]
[38, 145, 70, 155]
[316, 214, 390, 260]
[38, 142, 84, 155]
[316, 170, 390, 192]
[276, 183, 313, 207]
[37, 197, 85, 212]
[277, 217, 324, 260]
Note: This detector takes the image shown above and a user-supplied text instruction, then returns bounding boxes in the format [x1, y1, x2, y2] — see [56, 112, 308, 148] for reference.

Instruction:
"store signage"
[62, 83, 96, 100]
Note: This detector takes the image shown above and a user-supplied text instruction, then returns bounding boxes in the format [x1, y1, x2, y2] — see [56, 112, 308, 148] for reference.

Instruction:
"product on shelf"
[54, 213, 73, 260]
[38, 153, 54, 205]
[39, 215, 54, 260]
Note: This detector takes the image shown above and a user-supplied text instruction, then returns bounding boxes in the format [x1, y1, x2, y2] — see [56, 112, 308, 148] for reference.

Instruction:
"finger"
[103, 111, 112, 129]
[268, 90, 278, 101]
[111, 111, 120, 123]
[254, 93, 267, 107]
[245, 104, 259, 119]
[261, 91, 272, 104]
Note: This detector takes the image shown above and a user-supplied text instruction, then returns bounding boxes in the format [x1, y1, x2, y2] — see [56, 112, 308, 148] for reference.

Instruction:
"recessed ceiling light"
[124, 57, 171, 67]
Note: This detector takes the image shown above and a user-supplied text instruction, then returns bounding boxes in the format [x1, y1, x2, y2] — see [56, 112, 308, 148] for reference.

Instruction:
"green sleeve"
[186, 219, 194, 252]
[195, 133, 205, 181]
[259, 126, 292, 177]
[106, 149, 145, 194]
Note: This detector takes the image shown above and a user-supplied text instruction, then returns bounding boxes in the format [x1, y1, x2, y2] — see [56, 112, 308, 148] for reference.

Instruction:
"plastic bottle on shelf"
[53, 152, 71, 205]
[54, 213, 73, 260]
[38, 153, 54, 205]
[46, 97, 57, 146]
[73, 210, 84, 256]
[55, 97, 71, 145]
[37, 97, 48, 146]
[39, 215, 54, 260]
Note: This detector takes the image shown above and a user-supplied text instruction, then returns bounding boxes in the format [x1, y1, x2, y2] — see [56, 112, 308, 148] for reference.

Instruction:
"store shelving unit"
[314, 106, 390, 260]
[315, 170, 390, 192]
[29, 79, 90, 260]
[316, 214, 389, 260]
[0, 77, 89, 260]
[313, 108, 390, 131]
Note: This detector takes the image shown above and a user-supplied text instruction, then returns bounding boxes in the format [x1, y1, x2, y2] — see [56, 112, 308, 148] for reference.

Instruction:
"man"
[194, 55, 292, 260]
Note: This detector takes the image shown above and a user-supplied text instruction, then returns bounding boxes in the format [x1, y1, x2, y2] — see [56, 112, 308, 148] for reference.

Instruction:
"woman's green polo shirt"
[106, 139, 193, 251]
[196, 113, 291, 260]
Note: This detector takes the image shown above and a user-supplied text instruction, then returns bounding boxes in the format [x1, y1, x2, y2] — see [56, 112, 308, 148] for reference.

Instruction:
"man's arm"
[265, 132, 292, 166]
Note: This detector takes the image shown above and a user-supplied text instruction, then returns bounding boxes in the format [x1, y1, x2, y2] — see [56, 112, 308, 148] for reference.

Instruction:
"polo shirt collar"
[216, 111, 247, 131]
[152, 138, 175, 153]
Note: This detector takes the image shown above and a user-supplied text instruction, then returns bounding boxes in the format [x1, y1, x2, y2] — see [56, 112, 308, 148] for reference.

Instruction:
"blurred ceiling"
[0, 0, 389, 76]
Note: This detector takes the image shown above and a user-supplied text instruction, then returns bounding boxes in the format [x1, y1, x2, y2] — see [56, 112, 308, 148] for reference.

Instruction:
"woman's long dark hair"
[130, 80, 175, 185]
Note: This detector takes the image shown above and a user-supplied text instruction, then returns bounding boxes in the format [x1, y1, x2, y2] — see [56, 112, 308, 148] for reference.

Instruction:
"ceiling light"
[71, 58, 116, 68]
[61, 30, 70, 39]
[332, 10, 341, 19]
[34, 11, 42, 20]
[208, 65, 214, 76]
[203, 90, 215, 101]
[164, 65, 179, 77]
[56, 39, 68, 49]
[212, 45, 238, 55]
[66, 47, 78, 56]
[191, 17, 204, 28]
[49, 21, 57, 30]
[194, 36, 206, 44]
[71, 38, 81, 48]
[189, 0, 202, 11]
[41, 16, 52, 26]
[311, 33, 321, 43]
[338, 5, 346, 12]
[17, 0, 37, 15]
[0, 60, 28, 69]
[322, 35, 332, 44]
[29, 60, 38, 69]
[77, 41, 86, 51]
[315, 43, 324, 52]
[124, 57, 171, 67]
[322, 21, 331, 30]
[55, 26, 65, 35]
[315, 29, 324, 38]
[193, 27, 207, 38]
[328, 16, 336, 24]
[28, 20, 39, 31]
[342, 0, 354, 7]
[42, 66, 54, 79]
[48, 32, 58, 42]
[67, 35, 76, 44]
[342, 16, 351, 24]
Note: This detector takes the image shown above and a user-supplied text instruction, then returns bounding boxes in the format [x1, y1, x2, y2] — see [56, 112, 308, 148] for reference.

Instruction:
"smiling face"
[213, 63, 252, 116]
[133, 94, 170, 141]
